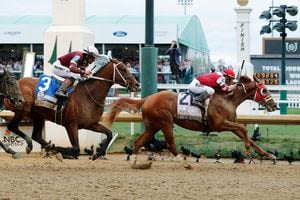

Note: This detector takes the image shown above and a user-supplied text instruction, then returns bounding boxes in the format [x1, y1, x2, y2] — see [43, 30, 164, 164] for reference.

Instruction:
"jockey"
[52, 46, 100, 98]
[188, 68, 236, 110]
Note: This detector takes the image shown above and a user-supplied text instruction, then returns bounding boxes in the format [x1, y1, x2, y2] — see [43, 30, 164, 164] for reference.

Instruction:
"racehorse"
[6, 58, 139, 160]
[104, 75, 277, 169]
[0, 68, 24, 158]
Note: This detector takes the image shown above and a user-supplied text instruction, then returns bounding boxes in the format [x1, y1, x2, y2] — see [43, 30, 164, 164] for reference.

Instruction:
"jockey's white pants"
[51, 60, 81, 80]
[188, 78, 215, 96]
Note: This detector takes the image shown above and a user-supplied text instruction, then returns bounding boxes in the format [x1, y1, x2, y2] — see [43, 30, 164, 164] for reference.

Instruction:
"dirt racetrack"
[0, 153, 299, 200]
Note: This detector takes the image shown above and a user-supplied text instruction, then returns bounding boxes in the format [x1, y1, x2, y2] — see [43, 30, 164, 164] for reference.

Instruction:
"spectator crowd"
[0, 59, 43, 79]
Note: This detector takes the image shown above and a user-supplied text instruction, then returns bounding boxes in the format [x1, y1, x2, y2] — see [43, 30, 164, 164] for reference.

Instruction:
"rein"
[238, 82, 273, 106]
[84, 60, 129, 107]
[88, 61, 128, 87]
[84, 83, 105, 107]
[239, 83, 247, 94]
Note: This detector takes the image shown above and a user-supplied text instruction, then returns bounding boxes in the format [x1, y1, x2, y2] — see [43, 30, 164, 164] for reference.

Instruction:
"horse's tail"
[103, 98, 146, 128]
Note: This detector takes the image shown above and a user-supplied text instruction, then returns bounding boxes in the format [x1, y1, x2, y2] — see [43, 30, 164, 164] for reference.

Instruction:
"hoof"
[245, 149, 251, 156]
[182, 160, 193, 169]
[131, 160, 152, 169]
[271, 154, 277, 165]
[26, 145, 33, 154]
[12, 152, 21, 159]
[55, 153, 64, 162]
[91, 153, 98, 161]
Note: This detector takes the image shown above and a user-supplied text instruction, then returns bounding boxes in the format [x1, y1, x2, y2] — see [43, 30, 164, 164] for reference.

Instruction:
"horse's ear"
[107, 50, 112, 59]
[238, 75, 249, 83]
[253, 74, 260, 83]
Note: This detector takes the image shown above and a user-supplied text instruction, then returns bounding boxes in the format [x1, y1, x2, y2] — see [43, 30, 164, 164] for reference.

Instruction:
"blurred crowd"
[122, 57, 195, 84]
[0, 59, 43, 79]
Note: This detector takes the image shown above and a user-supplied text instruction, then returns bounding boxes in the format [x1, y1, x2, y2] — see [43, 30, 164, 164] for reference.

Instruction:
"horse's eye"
[260, 88, 268, 95]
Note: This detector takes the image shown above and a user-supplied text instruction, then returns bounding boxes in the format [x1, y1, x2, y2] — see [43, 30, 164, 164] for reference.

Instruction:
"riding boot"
[55, 78, 74, 98]
[192, 91, 209, 108]
[202, 98, 210, 135]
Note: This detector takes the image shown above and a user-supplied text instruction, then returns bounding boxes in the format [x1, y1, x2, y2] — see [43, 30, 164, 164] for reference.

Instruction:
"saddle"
[34, 75, 77, 124]
[177, 92, 209, 134]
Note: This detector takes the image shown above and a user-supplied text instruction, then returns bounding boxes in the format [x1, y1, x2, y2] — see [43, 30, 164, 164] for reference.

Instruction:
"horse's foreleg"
[31, 116, 47, 145]
[0, 141, 21, 159]
[249, 139, 275, 160]
[62, 124, 80, 158]
[30, 117, 57, 156]
[235, 130, 251, 155]
[224, 121, 274, 160]
[88, 122, 113, 160]
[221, 121, 251, 154]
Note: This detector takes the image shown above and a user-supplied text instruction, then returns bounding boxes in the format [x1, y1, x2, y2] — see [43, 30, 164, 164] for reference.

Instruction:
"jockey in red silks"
[51, 46, 100, 98]
[188, 68, 236, 113]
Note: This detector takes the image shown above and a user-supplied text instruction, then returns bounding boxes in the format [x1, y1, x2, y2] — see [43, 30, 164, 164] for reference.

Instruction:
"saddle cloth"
[177, 92, 202, 122]
[34, 74, 73, 109]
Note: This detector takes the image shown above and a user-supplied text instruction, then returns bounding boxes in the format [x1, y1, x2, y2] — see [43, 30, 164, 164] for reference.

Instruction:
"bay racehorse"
[104, 75, 277, 169]
[6, 58, 139, 160]
[0, 67, 24, 158]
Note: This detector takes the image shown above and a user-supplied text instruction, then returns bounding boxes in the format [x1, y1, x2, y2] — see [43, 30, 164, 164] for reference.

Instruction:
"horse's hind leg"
[133, 129, 157, 155]
[7, 111, 33, 154]
[161, 124, 178, 156]
[31, 116, 53, 149]
[130, 128, 157, 169]
[161, 124, 192, 169]
[0, 141, 21, 159]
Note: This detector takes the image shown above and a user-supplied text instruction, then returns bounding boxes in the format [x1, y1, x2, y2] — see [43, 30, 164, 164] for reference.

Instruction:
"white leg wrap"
[131, 154, 137, 160]
[175, 154, 183, 162]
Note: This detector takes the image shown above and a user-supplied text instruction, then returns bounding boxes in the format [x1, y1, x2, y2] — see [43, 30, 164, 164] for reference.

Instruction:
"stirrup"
[191, 100, 205, 109]
[55, 91, 68, 98]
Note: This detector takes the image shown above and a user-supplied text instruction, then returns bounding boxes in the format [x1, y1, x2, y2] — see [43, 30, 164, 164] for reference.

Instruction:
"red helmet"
[222, 68, 235, 78]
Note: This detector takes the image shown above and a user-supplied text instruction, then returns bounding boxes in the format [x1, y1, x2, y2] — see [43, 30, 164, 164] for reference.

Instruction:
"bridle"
[238, 81, 273, 107]
[253, 82, 274, 107]
[87, 60, 129, 87]
[84, 60, 131, 106]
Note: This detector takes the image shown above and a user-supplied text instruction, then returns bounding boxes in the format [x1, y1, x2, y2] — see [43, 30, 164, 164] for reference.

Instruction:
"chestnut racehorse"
[6, 58, 139, 160]
[104, 75, 277, 169]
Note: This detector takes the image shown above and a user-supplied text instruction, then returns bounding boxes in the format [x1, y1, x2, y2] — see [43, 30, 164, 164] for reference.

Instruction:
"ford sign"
[113, 31, 127, 37]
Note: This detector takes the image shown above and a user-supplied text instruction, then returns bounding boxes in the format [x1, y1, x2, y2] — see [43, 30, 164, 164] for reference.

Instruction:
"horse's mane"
[214, 75, 252, 98]
[0, 70, 21, 99]
[238, 75, 252, 83]
[91, 55, 111, 75]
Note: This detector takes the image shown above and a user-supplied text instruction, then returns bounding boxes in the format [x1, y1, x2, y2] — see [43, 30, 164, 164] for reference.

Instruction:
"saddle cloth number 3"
[38, 76, 51, 92]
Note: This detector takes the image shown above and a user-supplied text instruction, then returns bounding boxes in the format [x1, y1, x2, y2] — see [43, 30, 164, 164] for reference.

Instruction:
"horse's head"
[237, 75, 277, 112]
[252, 75, 277, 112]
[93, 58, 140, 92]
[0, 69, 24, 110]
